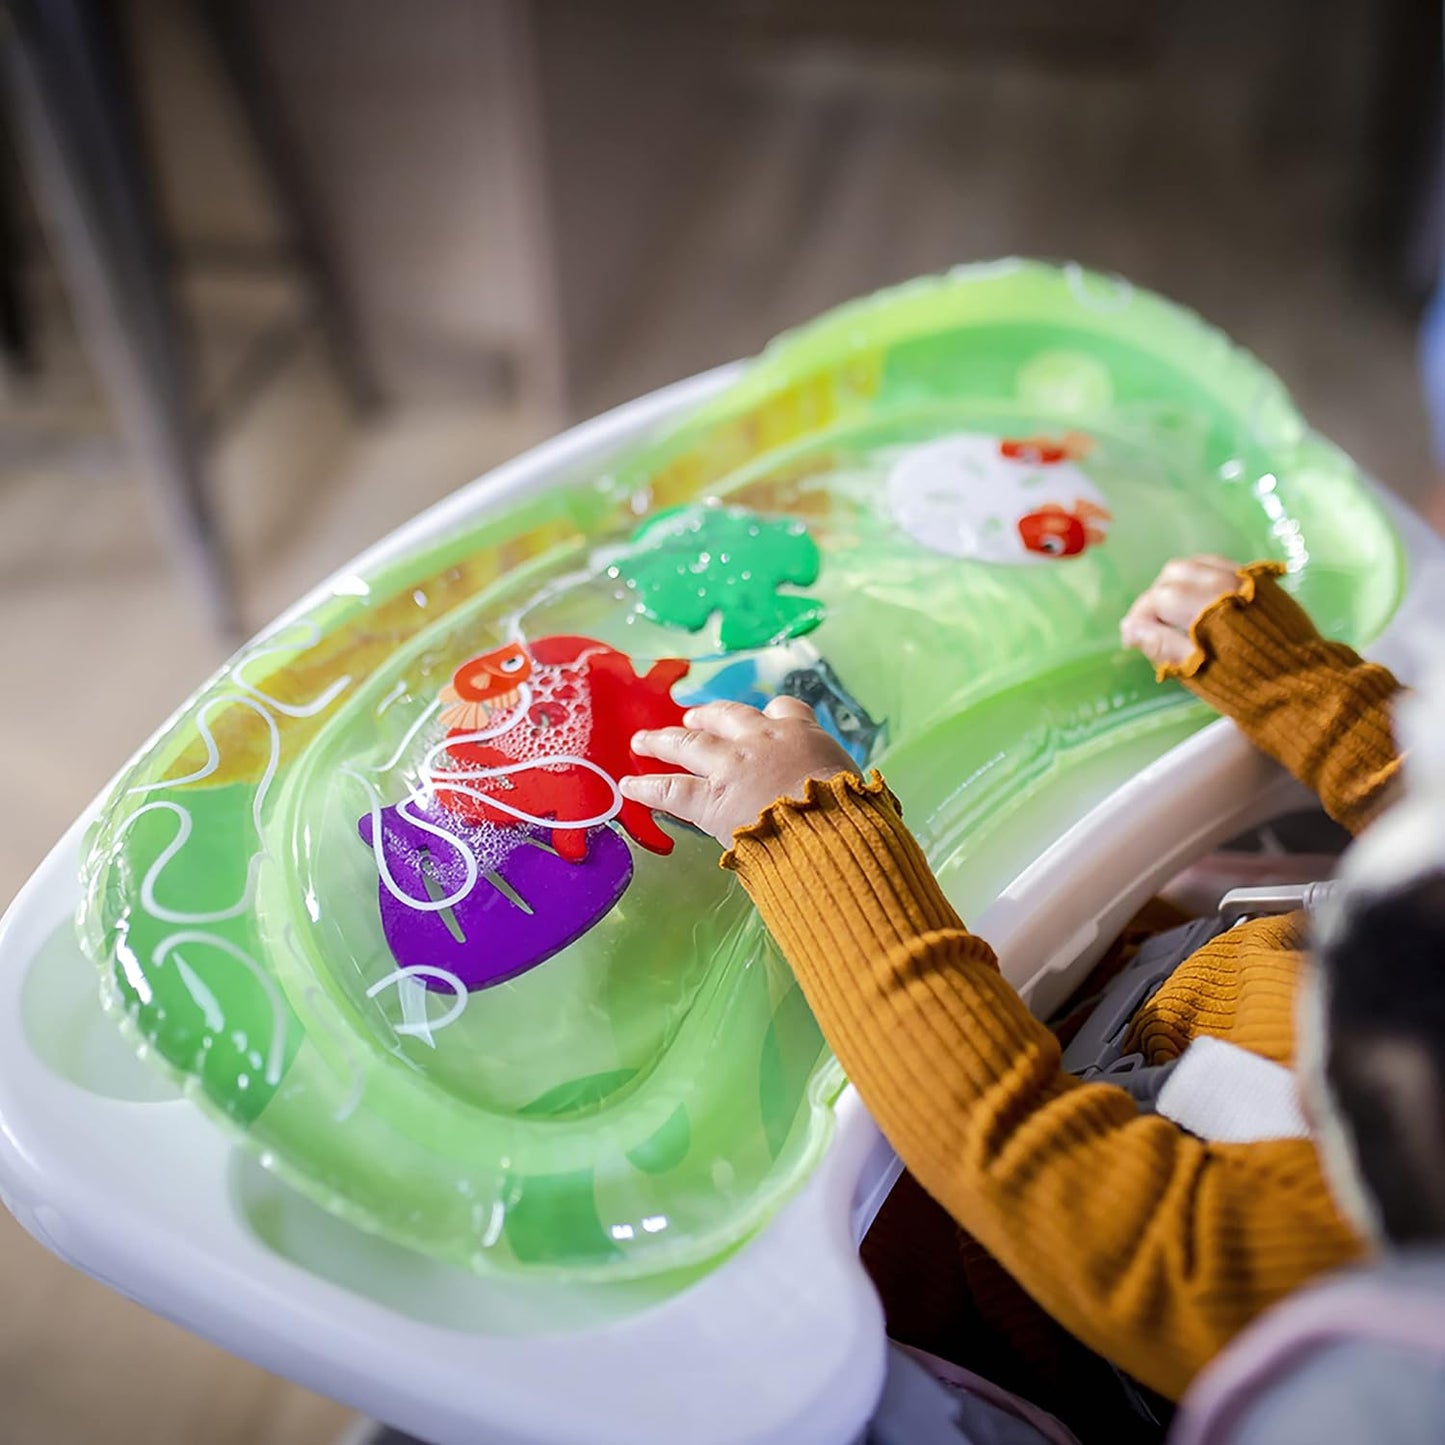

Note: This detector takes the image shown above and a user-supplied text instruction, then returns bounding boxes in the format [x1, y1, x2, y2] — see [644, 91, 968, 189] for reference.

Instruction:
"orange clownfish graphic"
[1017, 499, 1112, 558]
[999, 432, 1093, 466]
[438, 641, 532, 731]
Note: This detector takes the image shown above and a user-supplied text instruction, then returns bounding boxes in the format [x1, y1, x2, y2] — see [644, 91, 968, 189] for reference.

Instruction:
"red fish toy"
[430, 636, 689, 861]
[1016, 499, 1112, 557]
[999, 432, 1093, 466]
[437, 640, 533, 731]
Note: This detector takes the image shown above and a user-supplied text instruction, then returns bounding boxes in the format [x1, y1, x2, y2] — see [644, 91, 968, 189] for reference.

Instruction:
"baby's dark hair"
[1318, 870, 1445, 1243]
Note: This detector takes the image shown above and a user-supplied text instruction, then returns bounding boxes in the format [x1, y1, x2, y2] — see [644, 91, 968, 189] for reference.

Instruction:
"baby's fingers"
[1148, 580, 1214, 630]
[1120, 590, 1163, 642]
[1127, 616, 1194, 668]
[631, 725, 725, 771]
[681, 700, 761, 737]
[1159, 555, 1239, 587]
[618, 771, 709, 823]
[763, 695, 815, 722]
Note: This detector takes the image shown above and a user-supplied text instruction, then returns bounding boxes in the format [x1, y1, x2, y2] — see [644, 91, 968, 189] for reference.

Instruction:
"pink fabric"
[895, 1343, 1082, 1445]
[1159, 851, 1339, 917]
[1172, 1277, 1445, 1445]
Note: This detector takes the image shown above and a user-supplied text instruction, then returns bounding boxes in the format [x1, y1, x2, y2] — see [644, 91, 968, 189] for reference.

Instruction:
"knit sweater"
[723, 563, 1404, 1403]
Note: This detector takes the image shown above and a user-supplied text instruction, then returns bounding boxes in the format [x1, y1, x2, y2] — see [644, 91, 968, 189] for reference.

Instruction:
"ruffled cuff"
[722, 767, 896, 866]
[1155, 560, 1291, 683]
[1152, 560, 1401, 833]
[722, 766, 970, 947]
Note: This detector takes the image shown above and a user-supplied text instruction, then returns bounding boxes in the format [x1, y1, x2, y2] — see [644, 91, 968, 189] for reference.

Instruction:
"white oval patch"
[886, 433, 1111, 563]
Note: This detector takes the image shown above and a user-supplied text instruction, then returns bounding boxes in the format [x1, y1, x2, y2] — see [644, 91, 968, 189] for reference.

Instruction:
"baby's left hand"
[1121, 555, 1244, 670]
[622, 699, 858, 848]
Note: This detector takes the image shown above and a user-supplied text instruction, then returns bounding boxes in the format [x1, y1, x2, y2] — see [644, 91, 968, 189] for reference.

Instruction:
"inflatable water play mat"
[78, 260, 1403, 1283]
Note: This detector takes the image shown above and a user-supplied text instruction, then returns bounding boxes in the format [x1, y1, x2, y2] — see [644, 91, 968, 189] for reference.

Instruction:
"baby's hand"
[1121, 555, 1244, 670]
[621, 698, 859, 848]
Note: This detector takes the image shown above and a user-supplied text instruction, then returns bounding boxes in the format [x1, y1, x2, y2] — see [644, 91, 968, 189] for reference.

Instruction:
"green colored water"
[76, 261, 1401, 1283]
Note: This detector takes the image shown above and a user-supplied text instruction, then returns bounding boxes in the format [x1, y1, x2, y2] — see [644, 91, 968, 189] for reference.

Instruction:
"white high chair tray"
[2, 362, 1440, 1445]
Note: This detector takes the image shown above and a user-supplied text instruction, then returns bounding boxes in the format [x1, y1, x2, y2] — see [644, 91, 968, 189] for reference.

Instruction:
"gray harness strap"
[1058, 914, 1228, 1106]
[1058, 882, 1338, 1113]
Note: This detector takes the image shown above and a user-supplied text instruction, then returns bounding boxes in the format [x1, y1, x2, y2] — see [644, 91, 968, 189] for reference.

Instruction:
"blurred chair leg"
[492, 0, 568, 424]
[0, 111, 33, 378]
[0, 0, 239, 633]
[201, 0, 381, 416]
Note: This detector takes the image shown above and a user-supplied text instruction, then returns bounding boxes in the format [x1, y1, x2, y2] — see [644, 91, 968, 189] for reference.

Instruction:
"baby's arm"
[1122, 556, 1402, 833]
[621, 706, 1362, 1402]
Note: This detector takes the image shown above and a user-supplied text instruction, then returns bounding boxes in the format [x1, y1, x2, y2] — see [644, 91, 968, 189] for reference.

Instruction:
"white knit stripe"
[1156, 1036, 1310, 1143]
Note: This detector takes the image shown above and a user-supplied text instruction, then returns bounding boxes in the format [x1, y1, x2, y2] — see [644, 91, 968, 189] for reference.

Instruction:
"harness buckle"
[1216, 880, 1337, 926]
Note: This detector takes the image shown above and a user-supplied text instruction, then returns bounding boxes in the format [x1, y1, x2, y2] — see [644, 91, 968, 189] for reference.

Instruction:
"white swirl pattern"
[232, 620, 354, 718]
[152, 931, 288, 1087]
[113, 635, 353, 1089]
[347, 649, 627, 1044]
[116, 631, 628, 1065]
[367, 967, 468, 1047]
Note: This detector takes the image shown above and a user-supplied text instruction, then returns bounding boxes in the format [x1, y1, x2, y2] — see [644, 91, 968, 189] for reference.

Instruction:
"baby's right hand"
[622, 698, 858, 848]
[1121, 555, 1244, 670]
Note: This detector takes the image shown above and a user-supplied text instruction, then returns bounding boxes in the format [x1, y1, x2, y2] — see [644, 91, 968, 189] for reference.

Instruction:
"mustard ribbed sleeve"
[1160, 561, 1401, 832]
[724, 772, 1362, 1401]
[720, 555, 1407, 1399]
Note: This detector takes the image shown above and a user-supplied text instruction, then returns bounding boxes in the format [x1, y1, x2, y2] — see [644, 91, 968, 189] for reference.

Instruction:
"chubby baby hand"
[621, 698, 859, 848]
[1120, 555, 1245, 670]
